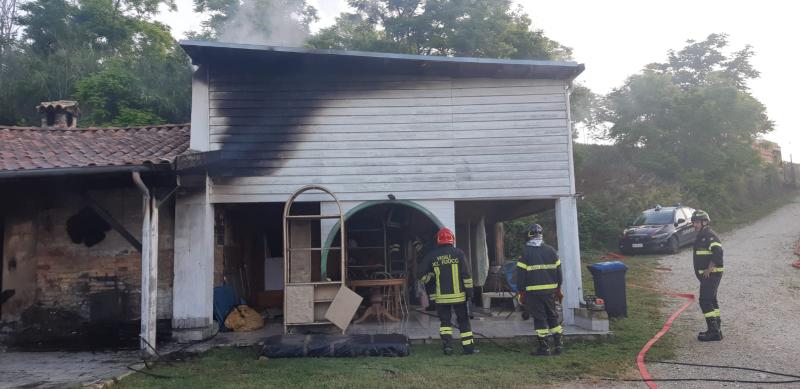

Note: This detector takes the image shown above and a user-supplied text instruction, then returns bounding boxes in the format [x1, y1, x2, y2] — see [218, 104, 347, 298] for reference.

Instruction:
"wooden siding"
[206, 72, 572, 203]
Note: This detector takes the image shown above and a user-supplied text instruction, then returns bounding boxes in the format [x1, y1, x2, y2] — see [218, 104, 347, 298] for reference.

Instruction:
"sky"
[155, 0, 799, 161]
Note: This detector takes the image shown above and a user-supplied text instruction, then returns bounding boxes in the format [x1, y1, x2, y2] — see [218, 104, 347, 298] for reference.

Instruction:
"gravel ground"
[643, 196, 800, 388]
[562, 196, 800, 389]
[596, 194, 800, 389]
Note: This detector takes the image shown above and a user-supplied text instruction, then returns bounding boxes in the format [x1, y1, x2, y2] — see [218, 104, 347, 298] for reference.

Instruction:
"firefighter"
[691, 210, 724, 341]
[516, 224, 563, 356]
[420, 227, 476, 355]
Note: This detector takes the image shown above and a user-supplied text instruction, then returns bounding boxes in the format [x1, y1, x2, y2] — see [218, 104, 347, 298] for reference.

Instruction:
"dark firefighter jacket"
[516, 242, 562, 295]
[420, 245, 473, 304]
[693, 228, 724, 280]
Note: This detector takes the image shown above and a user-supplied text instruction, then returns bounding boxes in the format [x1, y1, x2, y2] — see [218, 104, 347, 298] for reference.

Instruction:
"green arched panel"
[321, 200, 445, 278]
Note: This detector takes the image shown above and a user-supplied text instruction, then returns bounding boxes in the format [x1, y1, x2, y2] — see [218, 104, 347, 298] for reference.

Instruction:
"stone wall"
[1, 188, 175, 324]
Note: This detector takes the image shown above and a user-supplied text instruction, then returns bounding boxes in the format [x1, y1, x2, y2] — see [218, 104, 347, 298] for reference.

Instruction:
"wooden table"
[349, 278, 407, 323]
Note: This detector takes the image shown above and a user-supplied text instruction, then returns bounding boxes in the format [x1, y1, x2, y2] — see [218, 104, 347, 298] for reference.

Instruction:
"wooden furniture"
[283, 185, 347, 334]
[349, 278, 408, 322]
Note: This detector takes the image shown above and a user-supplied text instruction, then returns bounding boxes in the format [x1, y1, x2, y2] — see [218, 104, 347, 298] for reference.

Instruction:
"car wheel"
[667, 236, 679, 254]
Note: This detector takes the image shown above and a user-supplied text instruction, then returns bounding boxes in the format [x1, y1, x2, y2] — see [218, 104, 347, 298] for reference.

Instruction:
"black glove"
[465, 288, 474, 301]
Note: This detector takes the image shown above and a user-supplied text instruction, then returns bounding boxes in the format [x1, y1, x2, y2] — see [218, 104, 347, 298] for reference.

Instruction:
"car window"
[677, 208, 690, 222]
[681, 207, 694, 221]
[632, 210, 674, 225]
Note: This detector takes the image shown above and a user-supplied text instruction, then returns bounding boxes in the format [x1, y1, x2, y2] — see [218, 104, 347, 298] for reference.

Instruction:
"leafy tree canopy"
[603, 33, 773, 215]
[308, 0, 571, 60]
[1, 0, 190, 126]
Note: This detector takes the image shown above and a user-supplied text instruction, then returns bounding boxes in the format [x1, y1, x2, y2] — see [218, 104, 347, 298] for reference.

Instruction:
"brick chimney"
[37, 100, 80, 128]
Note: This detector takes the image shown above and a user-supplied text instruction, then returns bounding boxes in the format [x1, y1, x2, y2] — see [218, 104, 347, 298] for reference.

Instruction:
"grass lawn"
[116, 252, 673, 389]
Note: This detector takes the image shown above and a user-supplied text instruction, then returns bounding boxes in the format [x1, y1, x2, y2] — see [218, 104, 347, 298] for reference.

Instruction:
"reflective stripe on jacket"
[693, 228, 724, 278]
[420, 245, 473, 304]
[516, 242, 562, 295]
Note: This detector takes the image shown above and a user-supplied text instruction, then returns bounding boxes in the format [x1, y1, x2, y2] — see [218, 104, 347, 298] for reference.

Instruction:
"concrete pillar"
[556, 196, 582, 325]
[171, 180, 215, 342]
[139, 195, 159, 355]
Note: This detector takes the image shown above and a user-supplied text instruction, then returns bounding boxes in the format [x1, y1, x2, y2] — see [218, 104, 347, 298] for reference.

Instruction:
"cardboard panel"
[324, 286, 363, 331]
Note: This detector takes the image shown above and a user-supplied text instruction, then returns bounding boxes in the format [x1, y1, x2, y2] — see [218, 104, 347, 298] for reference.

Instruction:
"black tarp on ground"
[259, 334, 410, 358]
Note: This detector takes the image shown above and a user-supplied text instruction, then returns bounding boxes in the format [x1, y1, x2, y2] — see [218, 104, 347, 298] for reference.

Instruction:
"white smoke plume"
[218, 0, 314, 47]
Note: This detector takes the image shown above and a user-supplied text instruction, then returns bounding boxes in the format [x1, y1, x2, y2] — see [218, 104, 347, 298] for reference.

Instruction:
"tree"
[0, 0, 19, 52]
[308, 0, 571, 60]
[603, 33, 773, 215]
[2, 0, 191, 126]
[191, 0, 318, 45]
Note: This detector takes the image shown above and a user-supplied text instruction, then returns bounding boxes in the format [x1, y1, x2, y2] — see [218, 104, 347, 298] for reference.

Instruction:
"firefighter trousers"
[436, 303, 474, 350]
[698, 275, 722, 319]
[524, 293, 562, 338]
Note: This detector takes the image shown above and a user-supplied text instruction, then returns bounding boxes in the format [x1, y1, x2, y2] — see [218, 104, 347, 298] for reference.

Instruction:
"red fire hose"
[630, 284, 696, 389]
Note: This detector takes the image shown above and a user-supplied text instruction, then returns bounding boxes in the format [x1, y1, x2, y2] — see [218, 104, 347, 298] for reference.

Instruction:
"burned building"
[173, 41, 588, 339]
[0, 101, 189, 350]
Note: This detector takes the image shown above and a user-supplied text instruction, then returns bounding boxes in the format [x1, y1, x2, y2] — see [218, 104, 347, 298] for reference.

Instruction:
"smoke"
[218, 0, 313, 47]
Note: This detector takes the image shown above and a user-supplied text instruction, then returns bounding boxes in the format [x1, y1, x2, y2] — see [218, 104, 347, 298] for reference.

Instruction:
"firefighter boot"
[463, 343, 477, 355]
[532, 336, 551, 356]
[552, 333, 564, 355]
[697, 319, 710, 338]
[442, 335, 454, 355]
[698, 314, 713, 337]
[697, 318, 722, 342]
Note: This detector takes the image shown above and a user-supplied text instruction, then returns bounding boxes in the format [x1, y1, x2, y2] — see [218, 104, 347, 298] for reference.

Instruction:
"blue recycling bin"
[587, 261, 628, 317]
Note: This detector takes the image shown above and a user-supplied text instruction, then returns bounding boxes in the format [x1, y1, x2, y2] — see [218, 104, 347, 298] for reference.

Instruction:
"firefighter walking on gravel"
[516, 224, 564, 356]
[691, 210, 724, 342]
[420, 227, 476, 355]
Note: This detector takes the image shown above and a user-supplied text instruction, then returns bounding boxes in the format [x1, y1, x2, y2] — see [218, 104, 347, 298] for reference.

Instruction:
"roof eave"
[180, 40, 585, 81]
[0, 163, 174, 180]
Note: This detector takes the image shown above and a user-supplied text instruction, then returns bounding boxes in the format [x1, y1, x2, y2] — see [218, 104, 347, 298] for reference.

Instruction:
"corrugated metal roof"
[180, 40, 584, 80]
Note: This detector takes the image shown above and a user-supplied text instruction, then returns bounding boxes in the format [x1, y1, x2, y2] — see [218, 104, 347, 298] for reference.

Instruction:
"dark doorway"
[216, 202, 321, 312]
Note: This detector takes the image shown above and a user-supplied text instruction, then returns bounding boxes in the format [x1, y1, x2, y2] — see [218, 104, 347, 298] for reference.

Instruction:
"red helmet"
[436, 227, 455, 246]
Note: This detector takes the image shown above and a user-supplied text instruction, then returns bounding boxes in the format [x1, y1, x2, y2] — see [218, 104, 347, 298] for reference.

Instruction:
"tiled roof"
[0, 124, 190, 176]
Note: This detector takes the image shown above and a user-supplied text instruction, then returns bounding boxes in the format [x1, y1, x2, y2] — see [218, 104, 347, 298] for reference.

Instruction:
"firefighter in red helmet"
[420, 227, 476, 355]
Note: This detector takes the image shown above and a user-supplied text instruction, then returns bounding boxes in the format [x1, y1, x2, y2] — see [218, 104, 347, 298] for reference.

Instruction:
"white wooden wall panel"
[206, 72, 572, 203]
